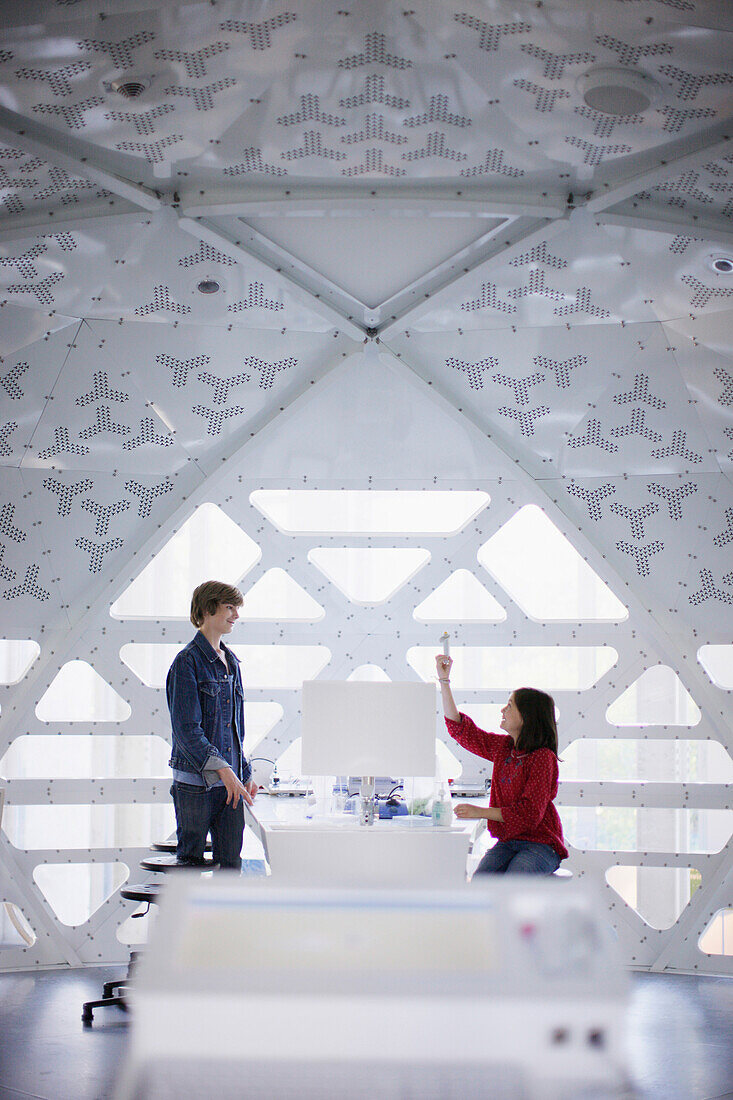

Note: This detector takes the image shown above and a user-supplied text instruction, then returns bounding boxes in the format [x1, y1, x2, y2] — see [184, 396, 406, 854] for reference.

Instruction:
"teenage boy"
[166, 580, 257, 870]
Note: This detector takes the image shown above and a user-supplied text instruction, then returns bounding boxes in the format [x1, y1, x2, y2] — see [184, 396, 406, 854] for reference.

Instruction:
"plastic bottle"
[345, 791, 359, 816]
[305, 788, 317, 820]
[431, 779, 453, 828]
[331, 781, 347, 815]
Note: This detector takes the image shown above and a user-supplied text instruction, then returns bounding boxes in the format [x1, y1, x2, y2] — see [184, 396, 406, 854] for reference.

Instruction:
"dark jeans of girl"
[474, 839, 561, 876]
[171, 781, 244, 871]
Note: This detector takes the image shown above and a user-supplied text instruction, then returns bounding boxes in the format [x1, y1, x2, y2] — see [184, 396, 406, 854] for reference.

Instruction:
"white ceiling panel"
[555, 470, 733, 638]
[407, 215, 733, 333]
[1, 324, 81, 470]
[0, 468, 65, 629]
[662, 310, 733, 477]
[84, 317, 354, 474]
[241, 213, 502, 309]
[386, 319, 718, 478]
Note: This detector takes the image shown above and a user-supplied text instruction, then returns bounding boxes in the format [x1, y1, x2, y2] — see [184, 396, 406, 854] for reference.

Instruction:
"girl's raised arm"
[435, 654, 460, 723]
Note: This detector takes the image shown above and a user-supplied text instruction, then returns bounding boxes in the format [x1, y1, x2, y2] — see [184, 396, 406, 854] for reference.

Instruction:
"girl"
[435, 654, 567, 875]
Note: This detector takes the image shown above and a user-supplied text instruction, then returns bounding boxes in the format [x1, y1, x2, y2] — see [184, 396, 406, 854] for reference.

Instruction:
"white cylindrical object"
[441, 632, 450, 657]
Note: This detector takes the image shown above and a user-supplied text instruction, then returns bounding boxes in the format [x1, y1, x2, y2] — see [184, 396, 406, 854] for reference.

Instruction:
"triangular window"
[606, 666, 700, 726]
[605, 865, 701, 930]
[478, 505, 627, 622]
[33, 863, 129, 927]
[110, 502, 260, 619]
[309, 548, 430, 604]
[699, 909, 733, 956]
[35, 661, 130, 723]
[240, 568, 324, 622]
[413, 569, 506, 623]
[0, 640, 40, 685]
[348, 665, 391, 681]
[698, 644, 733, 689]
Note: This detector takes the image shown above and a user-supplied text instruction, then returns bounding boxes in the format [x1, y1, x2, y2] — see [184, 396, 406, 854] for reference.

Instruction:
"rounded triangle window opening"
[478, 504, 628, 623]
[109, 502, 261, 620]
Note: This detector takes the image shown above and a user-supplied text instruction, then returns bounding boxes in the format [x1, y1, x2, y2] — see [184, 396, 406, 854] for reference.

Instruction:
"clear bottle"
[305, 788, 317, 820]
[331, 781, 347, 815]
[431, 779, 453, 828]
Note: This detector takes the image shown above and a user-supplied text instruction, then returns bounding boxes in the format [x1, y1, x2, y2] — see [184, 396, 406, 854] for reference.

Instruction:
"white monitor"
[301, 680, 436, 776]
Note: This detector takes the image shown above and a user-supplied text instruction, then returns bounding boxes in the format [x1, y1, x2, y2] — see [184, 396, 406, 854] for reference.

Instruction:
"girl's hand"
[435, 654, 452, 680]
[453, 802, 486, 820]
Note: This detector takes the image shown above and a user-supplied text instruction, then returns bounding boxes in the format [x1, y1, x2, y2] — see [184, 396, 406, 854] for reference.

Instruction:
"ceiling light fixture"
[710, 255, 733, 275]
[577, 68, 660, 116]
[197, 279, 221, 294]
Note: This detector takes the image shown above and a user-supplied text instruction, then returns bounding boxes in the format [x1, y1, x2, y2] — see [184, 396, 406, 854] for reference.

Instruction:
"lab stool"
[151, 838, 212, 854]
[81, 947, 144, 1025]
[140, 853, 217, 872]
[81, 962, 138, 1025]
[121, 882, 162, 913]
[81, 883, 163, 1025]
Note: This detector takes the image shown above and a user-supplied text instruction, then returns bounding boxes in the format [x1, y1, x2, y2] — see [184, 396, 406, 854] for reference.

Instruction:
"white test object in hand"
[440, 631, 450, 657]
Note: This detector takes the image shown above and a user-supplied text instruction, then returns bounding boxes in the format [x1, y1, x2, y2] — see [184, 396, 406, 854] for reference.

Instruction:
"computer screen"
[301, 680, 436, 776]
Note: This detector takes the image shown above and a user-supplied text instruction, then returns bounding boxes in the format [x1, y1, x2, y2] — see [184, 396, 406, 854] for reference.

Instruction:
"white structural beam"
[6, 779, 170, 805]
[585, 124, 732, 214]
[596, 209, 733, 249]
[178, 215, 366, 341]
[179, 182, 568, 220]
[0, 834, 83, 966]
[558, 783, 731, 810]
[571, 850, 724, 870]
[649, 848, 733, 972]
[378, 214, 567, 338]
[0, 208, 154, 245]
[367, 217, 515, 330]
[0, 106, 162, 213]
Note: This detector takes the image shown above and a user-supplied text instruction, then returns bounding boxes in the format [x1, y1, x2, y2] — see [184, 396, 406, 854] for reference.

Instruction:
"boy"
[166, 580, 257, 869]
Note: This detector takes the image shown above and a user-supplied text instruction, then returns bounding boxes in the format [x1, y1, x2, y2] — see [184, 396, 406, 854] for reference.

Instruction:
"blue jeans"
[171, 782, 244, 871]
[474, 839, 561, 876]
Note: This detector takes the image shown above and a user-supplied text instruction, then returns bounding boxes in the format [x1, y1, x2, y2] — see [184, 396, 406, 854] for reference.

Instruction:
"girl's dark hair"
[513, 687, 558, 756]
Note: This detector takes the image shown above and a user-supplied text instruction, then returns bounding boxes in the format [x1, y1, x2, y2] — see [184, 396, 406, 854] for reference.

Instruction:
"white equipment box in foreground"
[116, 877, 631, 1100]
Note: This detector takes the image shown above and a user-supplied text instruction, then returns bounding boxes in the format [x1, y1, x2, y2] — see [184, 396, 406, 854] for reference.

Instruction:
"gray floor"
[0, 967, 731, 1100]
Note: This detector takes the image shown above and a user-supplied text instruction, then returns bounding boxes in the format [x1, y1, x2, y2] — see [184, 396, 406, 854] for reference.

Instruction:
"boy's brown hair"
[190, 580, 243, 628]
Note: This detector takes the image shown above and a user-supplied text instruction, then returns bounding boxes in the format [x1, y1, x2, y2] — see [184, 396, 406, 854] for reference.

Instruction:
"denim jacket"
[166, 632, 251, 789]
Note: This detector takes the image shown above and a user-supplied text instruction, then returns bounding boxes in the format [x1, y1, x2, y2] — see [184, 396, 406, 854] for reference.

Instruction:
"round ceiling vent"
[577, 68, 660, 116]
[104, 75, 152, 100]
[197, 278, 222, 294]
[710, 255, 733, 275]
